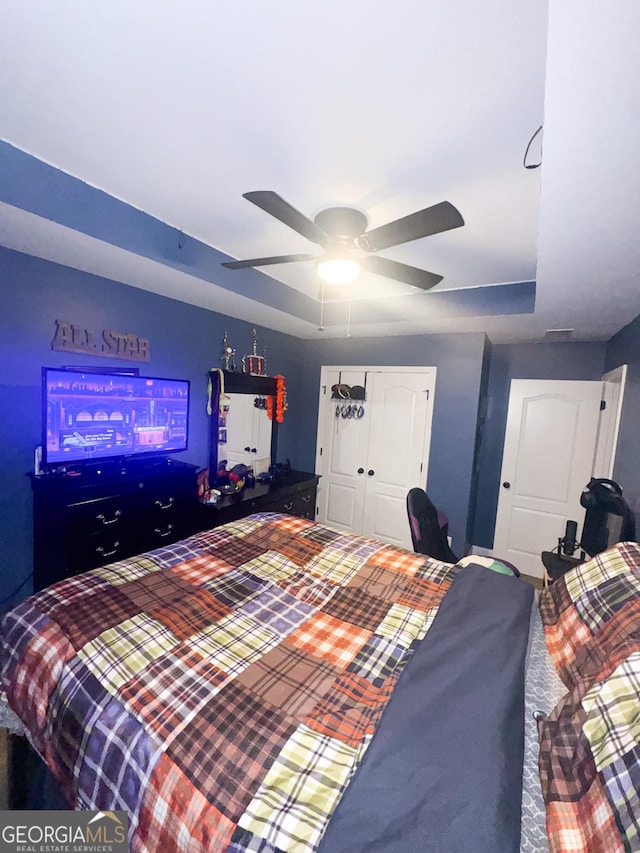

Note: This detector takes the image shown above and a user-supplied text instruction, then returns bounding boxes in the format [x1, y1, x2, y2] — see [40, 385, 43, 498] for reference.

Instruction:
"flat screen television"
[42, 367, 190, 468]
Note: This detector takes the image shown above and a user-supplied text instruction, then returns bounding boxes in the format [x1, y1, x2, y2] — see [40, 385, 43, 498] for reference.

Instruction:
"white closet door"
[315, 369, 372, 534]
[315, 367, 435, 550]
[360, 371, 434, 549]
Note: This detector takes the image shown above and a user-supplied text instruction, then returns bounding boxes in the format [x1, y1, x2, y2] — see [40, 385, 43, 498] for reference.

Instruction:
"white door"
[315, 368, 371, 535]
[360, 371, 434, 547]
[315, 367, 435, 550]
[492, 379, 603, 578]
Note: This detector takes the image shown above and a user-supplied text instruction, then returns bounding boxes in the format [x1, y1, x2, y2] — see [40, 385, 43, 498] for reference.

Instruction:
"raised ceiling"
[0, 0, 639, 342]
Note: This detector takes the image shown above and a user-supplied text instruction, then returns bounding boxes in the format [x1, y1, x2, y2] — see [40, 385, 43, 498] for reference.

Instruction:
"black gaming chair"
[406, 487, 459, 563]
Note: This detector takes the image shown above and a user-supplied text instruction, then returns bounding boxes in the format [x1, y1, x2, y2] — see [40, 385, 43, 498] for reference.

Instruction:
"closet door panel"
[361, 372, 433, 549]
[316, 367, 435, 550]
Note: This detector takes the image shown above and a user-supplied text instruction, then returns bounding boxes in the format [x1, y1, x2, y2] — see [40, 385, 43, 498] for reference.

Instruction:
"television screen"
[42, 367, 190, 467]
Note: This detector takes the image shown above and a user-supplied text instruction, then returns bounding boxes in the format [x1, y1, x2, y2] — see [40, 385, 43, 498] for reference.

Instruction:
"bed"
[1, 512, 535, 852]
[538, 540, 640, 853]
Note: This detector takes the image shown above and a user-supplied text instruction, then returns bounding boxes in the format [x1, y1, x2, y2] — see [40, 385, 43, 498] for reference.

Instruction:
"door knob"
[244, 446, 251, 452]
[502, 481, 511, 489]
[357, 467, 364, 474]
[368, 469, 375, 476]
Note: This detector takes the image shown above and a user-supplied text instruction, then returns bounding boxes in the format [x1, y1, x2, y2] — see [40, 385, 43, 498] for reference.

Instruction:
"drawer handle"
[283, 501, 294, 511]
[96, 542, 120, 558]
[154, 524, 174, 538]
[155, 497, 175, 510]
[96, 510, 122, 526]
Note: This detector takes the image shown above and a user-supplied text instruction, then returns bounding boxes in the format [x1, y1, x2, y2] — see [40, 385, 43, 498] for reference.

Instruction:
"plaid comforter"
[539, 541, 640, 853]
[2, 513, 457, 852]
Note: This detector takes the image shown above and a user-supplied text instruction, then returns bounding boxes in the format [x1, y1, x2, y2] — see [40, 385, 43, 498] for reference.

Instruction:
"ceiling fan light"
[317, 257, 361, 285]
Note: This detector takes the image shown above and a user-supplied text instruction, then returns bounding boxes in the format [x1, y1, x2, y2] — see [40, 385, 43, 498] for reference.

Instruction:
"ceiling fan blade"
[243, 191, 330, 248]
[358, 201, 464, 252]
[222, 253, 317, 270]
[361, 255, 443, 291]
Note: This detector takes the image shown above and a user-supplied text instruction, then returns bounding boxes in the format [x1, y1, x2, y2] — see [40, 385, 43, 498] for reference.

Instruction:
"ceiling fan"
[221, 191, 465, 290]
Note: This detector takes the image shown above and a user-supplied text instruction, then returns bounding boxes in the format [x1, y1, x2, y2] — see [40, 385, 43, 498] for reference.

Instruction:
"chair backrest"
[406, 487, 458, 563]
[579, 478, 637, 556]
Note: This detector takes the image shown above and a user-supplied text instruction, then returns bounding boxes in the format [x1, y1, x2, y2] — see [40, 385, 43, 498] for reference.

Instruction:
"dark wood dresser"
[31, 458, 199, 591]
[196, 470, 319, 531]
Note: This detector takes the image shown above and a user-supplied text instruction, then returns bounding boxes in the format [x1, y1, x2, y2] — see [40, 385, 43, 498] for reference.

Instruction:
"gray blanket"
[319, 563, 534, 853]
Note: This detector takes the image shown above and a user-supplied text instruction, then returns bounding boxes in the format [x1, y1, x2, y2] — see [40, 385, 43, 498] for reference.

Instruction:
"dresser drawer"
[292, 489, 316, 519]
[279, 494, 315, 518]
[66, 531, 130, 574]
[262, 485, 317, 519]
[137, 473, 196, 512]
[65, 494, 128, 536]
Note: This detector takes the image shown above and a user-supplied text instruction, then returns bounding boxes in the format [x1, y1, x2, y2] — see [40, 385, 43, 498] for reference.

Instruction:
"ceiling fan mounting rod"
[313, 207, 369, 241]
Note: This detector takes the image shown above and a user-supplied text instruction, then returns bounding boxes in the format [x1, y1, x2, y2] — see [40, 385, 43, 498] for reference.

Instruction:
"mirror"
[219, 393, 272, 475]
[208, 370, 278, 480]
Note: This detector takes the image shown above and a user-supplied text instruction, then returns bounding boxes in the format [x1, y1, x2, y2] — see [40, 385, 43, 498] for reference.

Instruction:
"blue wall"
[0, 240, 492, 608]
[1, 239, 635, 615]
[471, 341, 607, 548]
[295, 333, 489, 557]
[605, 313, 640, 521]
[0, 246, 304, 616]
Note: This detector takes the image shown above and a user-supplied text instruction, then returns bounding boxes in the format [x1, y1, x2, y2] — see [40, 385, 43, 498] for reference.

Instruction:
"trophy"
[242, 329, 267, 376]
[220, 331, 237, 371]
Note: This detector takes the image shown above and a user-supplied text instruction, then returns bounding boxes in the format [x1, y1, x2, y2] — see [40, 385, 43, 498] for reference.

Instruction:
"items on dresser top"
[197, 469, 319, 527]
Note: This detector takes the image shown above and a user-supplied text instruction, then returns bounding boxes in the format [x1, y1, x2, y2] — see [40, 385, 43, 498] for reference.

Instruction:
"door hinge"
[600, 400, 606, 410]
[322, 385, 326, 395]
[319, 447, 323, 456]
[424, 389, 429, 400]
[420, 462, 423, 473]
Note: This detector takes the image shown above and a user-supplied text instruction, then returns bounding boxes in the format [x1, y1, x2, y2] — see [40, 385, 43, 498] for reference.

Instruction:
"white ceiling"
[1, 0, 639, 343]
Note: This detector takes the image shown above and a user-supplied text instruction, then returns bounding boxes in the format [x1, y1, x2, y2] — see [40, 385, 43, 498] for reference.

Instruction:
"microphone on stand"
[561, 520, 578, 555]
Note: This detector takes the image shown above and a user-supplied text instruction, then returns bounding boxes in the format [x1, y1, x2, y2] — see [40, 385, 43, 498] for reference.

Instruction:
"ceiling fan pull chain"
[318, 281, 326, 331]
